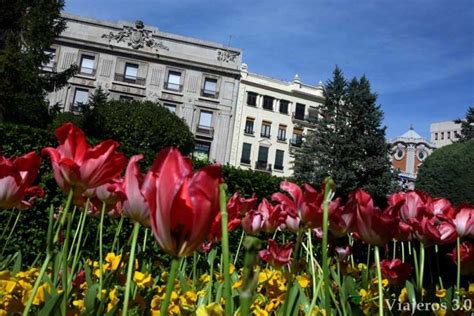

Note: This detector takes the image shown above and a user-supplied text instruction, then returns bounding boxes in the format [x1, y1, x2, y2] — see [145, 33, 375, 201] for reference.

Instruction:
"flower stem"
[53, 189, 74, 243]
[419, 243, 425, 293]
[374, 246, 384, 316]
[219, 183, 233, 315]
[142, 227, 148, 252]
[401, 241, 405, 262]
[0, 211, 15, 243]
[111, 216, 124, 253]
[456, 237, 461, 299]
[122, 222, 140, 316]
[307, 229, 318, 313]
[160, 258, 180, 315]
[234, 230, 245, 266]
[99, 201, 106, 294]
[0, 211, 22, 256]
[70, 205, 89, 279]
[61, 211, 73, 315]
[22, 205, 55, 316]
[322, 177, 332, 315]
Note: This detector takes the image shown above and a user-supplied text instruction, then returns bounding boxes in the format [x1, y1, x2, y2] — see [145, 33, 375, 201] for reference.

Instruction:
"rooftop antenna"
[227, 34, 234, 47]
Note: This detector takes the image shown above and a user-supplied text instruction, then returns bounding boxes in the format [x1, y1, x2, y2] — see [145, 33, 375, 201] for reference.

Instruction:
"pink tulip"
[0, 152, 43, 209]
[453, 205, 474, 238]
[121, 155, 150, 226]
[142, 148, 223, 257]
[259, 239, 293, 268]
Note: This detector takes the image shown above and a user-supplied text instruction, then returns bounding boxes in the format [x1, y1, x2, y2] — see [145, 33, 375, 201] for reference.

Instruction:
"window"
[80, 55, 95, 75]
[447, 131, 451, 139]
[43, 48, 56, 70]
[395, 149, 404, 159]
[291, 128, 303, 147]
[441, 132, 444, 140]
[202, 78, 218, 97]
[262, 96, 274, 110]
[244, 118, 254, 135]
[72, 88, 89, 110]
[261, 122, 271, 138]
[275, 150, 284, 170]
[256, 146, 269, 170]
[166, 71, 182, 91]
[119, 95, 133, 102]
[294, 103, 306, 120]
[279, 100, 289, 114]
[164, 103, 176, 113]
[418, 150, 426, 161]
[434, 133, 438, 140]
[199, 111, 212, 128]
[247, 92, 257, 106]
[124, 63, 138, 81]
[241, 143, 252, 164]
[277, 125, 287, 141]
[194, 141, 211, 160]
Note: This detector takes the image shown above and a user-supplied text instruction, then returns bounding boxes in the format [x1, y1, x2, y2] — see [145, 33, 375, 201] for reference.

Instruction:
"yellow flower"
[436, 288, 446, 298]
[200, 274, 211, 283]
[232, 280, 242, 289]
[359, 289, 369, 298]
[229, 264, 236, 274]
[357, 263, 367, 271]
[398, 287, 408, 303]
[33, 283, 51, 305]
[107, 287, 120, 312]
[105, 253, 122, 271]
[296, 274, 311, 288]
[133, 271, 153, 288]
[196, 303, 224, 316]
[252, 305, 269, 316]
[73, 299, 86, 312]
[310, 306, 326, 316]
[0, 279, 17, 294]
[469, 283, 474, 293]
[179, 291, 198, 310]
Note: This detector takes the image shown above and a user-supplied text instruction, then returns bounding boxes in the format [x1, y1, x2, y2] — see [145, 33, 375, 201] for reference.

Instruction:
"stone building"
[229, 64, 324, 176]
[389, 127, 436, 189]
[430, 120, 462, 148]
[46, 13, 242, 163]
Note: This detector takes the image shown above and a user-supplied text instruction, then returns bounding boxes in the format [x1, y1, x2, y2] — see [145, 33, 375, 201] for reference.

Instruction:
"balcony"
[164, 81, 183, 92]
[277, 136, 287, 142]
[255, 161, 272, 173]
[260, 132, 271, 139]
[240, 158, 251, 165]
[244, 128, 255, 135]
[201, 89, 219, 99]
[114, 73, 146, 86]
[292, 111, 307, 121]
[195, 125, 214, 138]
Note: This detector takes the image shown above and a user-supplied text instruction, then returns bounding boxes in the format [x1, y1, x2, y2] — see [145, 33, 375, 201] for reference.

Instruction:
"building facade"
[390, 127, 436, 189]
[229, 64, 324, 177]
[46, 13, 242, 163]
[430, 120, 462, 148]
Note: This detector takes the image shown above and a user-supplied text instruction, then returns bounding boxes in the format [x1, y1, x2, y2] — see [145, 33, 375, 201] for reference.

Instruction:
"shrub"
[416, 139, 474, 205]
[84, 100, 195, 162]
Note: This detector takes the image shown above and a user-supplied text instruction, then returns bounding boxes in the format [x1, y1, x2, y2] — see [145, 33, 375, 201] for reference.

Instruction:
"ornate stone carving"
[102, 20, 169, 51]
[217, 49, 239, 63]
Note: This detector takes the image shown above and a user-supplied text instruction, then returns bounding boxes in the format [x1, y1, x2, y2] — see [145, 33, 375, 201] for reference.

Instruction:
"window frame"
[262, 96, 274, 111]
[72, 88, 89, 111]
[279, 100, 289, 114]
[240, 143, 252, 164]
[244, 118, 254, 135]
[247, 92, 257, 106]
[274, 149, 284, 170]
[277, 125, 287, 141]
[202, 77, 219, 98]
[79, 54, 96, 75]
[124, 62, 139, 82]
[261, 122, 272, 138]
[165, 69, 183, 92]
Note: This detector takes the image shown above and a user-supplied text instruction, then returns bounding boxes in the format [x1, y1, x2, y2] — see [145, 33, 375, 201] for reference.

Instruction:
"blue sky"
[65, 0, 474, 139]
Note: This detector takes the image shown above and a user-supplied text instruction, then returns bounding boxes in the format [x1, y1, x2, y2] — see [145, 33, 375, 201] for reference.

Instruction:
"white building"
[430, 120, 462, 148]
[229, 64, 324, 177]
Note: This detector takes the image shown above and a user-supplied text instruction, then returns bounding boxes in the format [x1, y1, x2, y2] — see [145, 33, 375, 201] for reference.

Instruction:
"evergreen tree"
[454, 106, 474, 142]
[294, 67, 397, 200]
[0, 0, 77, 127]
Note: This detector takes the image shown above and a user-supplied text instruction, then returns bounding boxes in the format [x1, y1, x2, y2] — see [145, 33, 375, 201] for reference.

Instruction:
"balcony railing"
[196, 125, 214, 138]
[244, 128, 255, 135]
[274, 165, 284, 171]
[292, 111, 307, 121]
[164, 81, 183, 92]
[201, 89, 219, 99]
[79, 67, 96, 76]
[260, 132, 271, 138]
[255, 161, 272, 173]
[240, 158, 251, 165]
[277, 136, 287, 142]
[290, 136, 303, 147]
[114, 73, 146, 86]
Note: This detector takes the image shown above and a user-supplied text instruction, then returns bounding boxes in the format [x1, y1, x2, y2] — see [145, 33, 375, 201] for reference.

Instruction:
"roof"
[390, 127, 436, 148]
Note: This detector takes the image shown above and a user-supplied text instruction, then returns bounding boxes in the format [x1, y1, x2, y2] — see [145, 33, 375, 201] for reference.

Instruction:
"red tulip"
[0, 152, 43, 210]
[447, 240, 474, 275]
[412, 215, 457, 246]
[328, 198, 354, 238]
[241, 209, 264, 235]
[432, 198, 456, 220]
[334, 246, 352, 262]
[273, 181, 324, 228]
[42, 123, 126, 203]
[258, 239, 293, 268]
[453, 205, 474, 238]
[72, 270, 86, 289]
[142, 148, 223, 257]
[380, 259, 413, 285]
[206, 192, 257, 244]
[121, 155, 150, 226]
[276, 203, 301, 233]
[348, 189, 397, 246]
[397, 191, 432, 224]
[241, 198, 281, 235]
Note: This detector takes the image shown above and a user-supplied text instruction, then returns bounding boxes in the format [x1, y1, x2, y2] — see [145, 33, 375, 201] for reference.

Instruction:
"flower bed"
[0, 123, 473, 315]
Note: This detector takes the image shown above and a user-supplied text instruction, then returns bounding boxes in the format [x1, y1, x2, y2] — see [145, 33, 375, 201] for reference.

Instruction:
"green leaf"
[12, 251, 22, 274]
[405, 280, 417, 306]
[38, 292, 63, 316]
[84, 283, 99, 312]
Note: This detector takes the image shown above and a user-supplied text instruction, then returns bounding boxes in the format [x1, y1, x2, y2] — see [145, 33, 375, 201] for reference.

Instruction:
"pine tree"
[294, 67, 397, 200]
[0, 0, 77, 127]
[454, 106, 474, 142]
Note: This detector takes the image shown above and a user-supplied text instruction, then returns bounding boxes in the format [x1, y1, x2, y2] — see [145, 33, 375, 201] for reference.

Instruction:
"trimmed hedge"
[416, 139, 474, 205]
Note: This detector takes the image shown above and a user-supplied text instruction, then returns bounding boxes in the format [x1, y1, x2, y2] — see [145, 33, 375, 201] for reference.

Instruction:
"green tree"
[0, 0, 77, 127]
[84, 99, 195, 163]
[454, 106, 474, 142]
[417, 139, 474, 205]
[294, 67, 396, 200]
